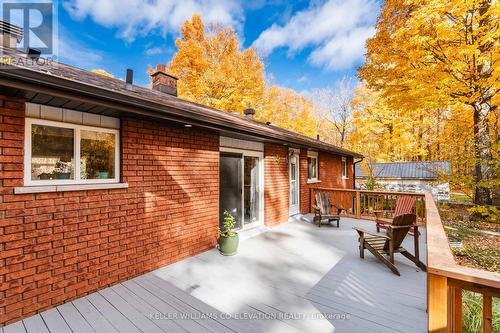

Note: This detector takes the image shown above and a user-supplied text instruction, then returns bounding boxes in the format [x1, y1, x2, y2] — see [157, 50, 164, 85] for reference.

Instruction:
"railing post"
[428, 273, 449, 333]
[450, 287, 462, 333]
[416, 197, 420, 224]
[310, 188, 315, 213]
[356, 191, 361, 219]
[483, 294, 492, 333]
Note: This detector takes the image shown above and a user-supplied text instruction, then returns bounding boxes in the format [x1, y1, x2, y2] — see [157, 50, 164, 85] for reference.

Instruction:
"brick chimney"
[0, 20, 23, 49]
[150, 64, 178, 96]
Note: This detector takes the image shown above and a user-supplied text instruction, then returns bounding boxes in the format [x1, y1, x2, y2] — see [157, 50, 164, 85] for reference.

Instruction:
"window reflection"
[80, 130, 116, 179]
[31, 125, 74, 180]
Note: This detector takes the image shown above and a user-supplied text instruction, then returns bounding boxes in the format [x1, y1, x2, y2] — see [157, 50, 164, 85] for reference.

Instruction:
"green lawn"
[450, 192, 473, 203]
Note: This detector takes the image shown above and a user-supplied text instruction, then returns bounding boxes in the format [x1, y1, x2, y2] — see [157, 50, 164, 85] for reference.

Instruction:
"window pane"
[308, 157, 317, 179]
[80, 130, 116, 180]
[31, 125, 75, 181]
[342, 159, 347, 177]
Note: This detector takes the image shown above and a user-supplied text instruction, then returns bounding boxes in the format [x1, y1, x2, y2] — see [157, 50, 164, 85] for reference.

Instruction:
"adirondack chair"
[353, 213, 426, 276]
[313, 191, 345, 227]
[374, 195, 415, 232]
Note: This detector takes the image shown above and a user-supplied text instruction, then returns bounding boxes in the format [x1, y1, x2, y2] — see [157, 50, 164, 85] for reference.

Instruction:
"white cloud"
[297, 75, 309, 83]
[64, 0, 245, 42]
[144, 46, 163, 56]
[309, 26, 375, 70]
[252, 0, 379, 70]
[58, 33, 104, 69]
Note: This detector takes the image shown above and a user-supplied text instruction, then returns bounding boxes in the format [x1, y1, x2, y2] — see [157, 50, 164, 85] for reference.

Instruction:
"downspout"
[353, 157, 364, 189]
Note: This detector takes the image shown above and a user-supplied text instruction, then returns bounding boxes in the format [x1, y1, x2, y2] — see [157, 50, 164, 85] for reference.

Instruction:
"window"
[342, 157, 348, 179]
[26, 118, 119, 185]
[307, 151, 318, 181]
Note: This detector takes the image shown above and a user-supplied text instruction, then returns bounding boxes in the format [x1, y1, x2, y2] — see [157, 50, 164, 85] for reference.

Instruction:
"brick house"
[0, 51, 362, 325]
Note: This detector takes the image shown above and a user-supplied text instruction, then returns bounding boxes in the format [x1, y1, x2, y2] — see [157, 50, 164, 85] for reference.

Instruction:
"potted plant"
[218, 210, 239, 256]
[53, 160, 72, 179]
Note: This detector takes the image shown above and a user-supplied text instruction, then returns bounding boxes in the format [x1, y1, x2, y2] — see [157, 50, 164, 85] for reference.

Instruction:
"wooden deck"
[2, 217, 427, 333]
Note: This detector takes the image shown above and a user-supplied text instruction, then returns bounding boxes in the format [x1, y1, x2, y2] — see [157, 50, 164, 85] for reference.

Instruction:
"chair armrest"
[388, 224, 419, 230]
[352, 227, 391, 239]
[331, 204, 345, 214]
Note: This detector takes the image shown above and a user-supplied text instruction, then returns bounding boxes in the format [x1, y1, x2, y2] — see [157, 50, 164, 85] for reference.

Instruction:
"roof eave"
[0, 66, 364, 158]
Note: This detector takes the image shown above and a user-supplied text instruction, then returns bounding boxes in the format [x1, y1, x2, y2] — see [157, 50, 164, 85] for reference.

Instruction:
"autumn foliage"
[356, 0, 499, 204]
[167, 15, 265, 113]
[162, 11, 498, 204]
[165, 15, 316, 137]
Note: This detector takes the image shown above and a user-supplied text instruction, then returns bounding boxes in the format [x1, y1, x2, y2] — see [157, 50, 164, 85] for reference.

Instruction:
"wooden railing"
[424, 192, 500, 333]
[310, 188, 500, 332]
[309, 188, 426, 224]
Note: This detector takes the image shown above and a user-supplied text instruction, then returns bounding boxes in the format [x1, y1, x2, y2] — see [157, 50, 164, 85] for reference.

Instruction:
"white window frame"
[307, 151, 319, 182]
[25, 118, 120, 186]
[342, 156, 348, 179]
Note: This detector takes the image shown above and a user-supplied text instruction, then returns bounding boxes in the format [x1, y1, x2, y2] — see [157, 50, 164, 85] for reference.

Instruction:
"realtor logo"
[1, 0, 57, 56]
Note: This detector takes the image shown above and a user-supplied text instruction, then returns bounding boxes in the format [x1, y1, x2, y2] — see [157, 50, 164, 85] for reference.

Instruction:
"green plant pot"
[39, 173, 51, 180]
[54, 172, 71, 179]
[218, 234, 239, 256]
[98, 172, 109, 179]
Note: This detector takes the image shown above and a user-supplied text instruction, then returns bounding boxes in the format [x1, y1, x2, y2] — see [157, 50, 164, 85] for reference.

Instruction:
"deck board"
[3, 321, 26, 333]
[57, 303, 96, 333]
[23, 315, 49, 333]
[2, 217, 427, 333]
[85, 292, 142, 333]
[98, 288, 165, 333]
[72, 298, 120, 333]
[39, 309, 72, 333]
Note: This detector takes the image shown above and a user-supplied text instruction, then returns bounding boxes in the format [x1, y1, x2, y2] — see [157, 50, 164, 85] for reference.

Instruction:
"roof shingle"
[0, 51, 363, 158]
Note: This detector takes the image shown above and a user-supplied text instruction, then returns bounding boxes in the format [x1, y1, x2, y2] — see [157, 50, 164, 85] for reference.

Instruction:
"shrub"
[468, 206, 499, 223]
[219, 210, 237, 237]
[462, 291, 499, 333]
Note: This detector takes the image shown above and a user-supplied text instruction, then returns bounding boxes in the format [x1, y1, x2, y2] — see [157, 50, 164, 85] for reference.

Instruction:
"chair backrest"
[315, 192, 332, 215]
[384, 213, 416, 250]
[393, 196, 415, 217]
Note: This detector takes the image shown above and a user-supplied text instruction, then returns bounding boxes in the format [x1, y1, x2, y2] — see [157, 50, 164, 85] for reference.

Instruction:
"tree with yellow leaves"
[91, 69, 114, 78]
[359, 0, 499, 204]
[167, 15, 265, 114]
[258, 86, 316, 137]
[349, 82, 418, 162]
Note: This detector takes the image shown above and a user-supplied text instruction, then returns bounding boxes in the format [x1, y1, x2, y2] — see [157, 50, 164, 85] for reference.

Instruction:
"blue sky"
[56, 0, 381, 92]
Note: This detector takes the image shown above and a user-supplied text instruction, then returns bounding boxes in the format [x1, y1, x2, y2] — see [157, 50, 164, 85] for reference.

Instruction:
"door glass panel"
[244, 156, 259, 225]
[220, 153, 243, 229]
[290, 157, 297, 205]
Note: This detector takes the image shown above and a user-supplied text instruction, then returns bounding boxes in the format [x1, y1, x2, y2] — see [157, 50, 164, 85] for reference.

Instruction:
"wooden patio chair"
[313, 191, 345, 227]
[374, 195, 415, 232]
[353, 213, 426, 276]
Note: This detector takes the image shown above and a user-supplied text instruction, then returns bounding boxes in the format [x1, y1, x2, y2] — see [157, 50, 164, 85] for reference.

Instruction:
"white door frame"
[289, 148, 300, 216]
[220, 147, 264, 230]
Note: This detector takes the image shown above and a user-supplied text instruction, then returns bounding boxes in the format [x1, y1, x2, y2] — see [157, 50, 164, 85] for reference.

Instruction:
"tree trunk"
[473, 100, 493, 205]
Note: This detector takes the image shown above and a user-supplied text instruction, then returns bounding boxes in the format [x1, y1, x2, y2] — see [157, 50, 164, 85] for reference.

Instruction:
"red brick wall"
[0, 96, 219, 325]
[300, 149, 354, 214]
[263, 143, 289, 226]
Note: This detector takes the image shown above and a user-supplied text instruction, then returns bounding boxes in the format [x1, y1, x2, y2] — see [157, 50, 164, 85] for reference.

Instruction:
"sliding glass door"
[220, 150, 263, 230]
[244, 156, 260, 226]
[220, 152, 243, 229]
